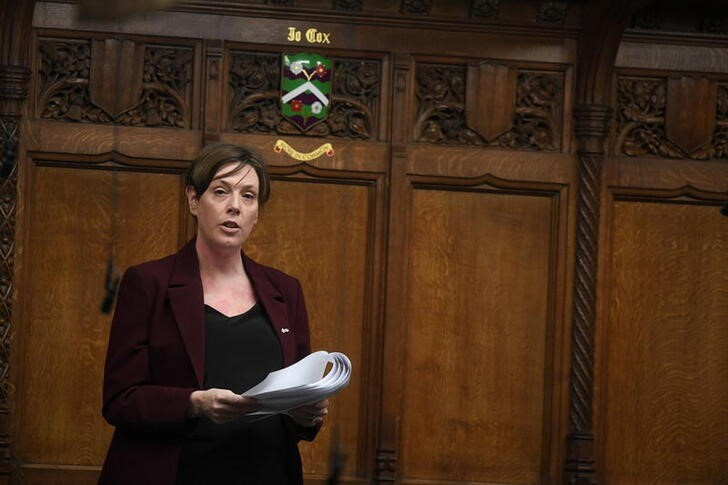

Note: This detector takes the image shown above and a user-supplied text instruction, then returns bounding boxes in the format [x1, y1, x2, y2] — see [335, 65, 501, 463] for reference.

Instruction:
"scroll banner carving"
[465, 63, 517, 142]
[90, 39, 145, 116]
[665, 77, 717, 154]
[273, 139, 334, 160]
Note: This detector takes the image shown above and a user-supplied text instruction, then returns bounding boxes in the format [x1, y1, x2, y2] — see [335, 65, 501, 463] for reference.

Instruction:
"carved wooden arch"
[566, 1, 653, 483]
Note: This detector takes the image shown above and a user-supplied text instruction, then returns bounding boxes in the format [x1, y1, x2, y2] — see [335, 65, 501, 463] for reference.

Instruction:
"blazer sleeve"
[102, 266, 197, 433]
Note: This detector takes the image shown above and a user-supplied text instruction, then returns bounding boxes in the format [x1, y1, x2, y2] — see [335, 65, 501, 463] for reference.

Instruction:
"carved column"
[564, 104, 611, 485]
[375, 54, 412, 484]
[0, 0, 35, 478]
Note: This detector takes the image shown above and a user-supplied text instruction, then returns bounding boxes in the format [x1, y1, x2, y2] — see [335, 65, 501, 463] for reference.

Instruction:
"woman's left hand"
[288, 399, 329, 427]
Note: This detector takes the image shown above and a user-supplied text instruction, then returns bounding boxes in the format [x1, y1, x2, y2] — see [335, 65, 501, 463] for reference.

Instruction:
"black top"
[177, 303, 290, 485]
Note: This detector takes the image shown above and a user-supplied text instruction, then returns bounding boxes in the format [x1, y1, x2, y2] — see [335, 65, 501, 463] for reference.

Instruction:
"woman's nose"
[227, 197, 241, 214]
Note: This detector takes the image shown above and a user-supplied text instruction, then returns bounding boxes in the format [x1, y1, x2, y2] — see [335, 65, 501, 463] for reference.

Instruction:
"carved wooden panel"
[400, 0, 433, 15]
[400, 182, 561, 483]
[228, 50, 380, 139]
[616, 76, 728, 160]
[537, 0, 567, 24]
[470, 0, 500, 19]
[333, 0, 362, 12]
[629, 0, 728, 35]
[18, 467, 98, 485]
[664, 77, 717, 154]
[37, 38, 194, 128]
[244, 175, 375, 479]
[0, 119, 17, 412]
[415, 63, 563, 150]
[15, 162, 184, 467]
[465, 63, 518, 142]
[601, 198, 728, 483]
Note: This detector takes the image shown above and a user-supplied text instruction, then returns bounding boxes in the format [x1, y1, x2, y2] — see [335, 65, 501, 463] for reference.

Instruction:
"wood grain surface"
[400, 186, 555, 483]
[15, 165, 183, 465]
[7, 2, 728, 484]
[602, 200, 728, 484]
[245, 177, 373, 478]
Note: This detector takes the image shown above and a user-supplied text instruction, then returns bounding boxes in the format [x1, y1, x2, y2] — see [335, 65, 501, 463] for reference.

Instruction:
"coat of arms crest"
[280, 53, 332, 132]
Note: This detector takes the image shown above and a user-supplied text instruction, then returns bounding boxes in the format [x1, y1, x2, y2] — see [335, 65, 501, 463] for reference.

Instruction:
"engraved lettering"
[286, 27, 301, 42]
[286, 26, 331, 44]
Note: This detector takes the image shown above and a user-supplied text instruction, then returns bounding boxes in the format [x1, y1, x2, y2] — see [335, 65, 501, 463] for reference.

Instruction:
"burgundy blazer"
[99, 239, 318, 485]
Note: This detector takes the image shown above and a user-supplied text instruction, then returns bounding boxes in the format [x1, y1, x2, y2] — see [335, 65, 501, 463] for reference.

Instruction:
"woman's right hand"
[188, 388, 259, 423]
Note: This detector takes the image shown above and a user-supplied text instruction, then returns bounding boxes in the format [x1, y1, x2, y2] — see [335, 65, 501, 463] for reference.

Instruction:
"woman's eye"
[243, 193, 257, 200]
[213, 188, 226, 195]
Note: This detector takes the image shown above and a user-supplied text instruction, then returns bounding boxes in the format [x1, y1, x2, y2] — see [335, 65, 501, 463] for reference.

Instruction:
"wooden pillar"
[375, 52, 413, 484]
[563, 103, 611, 484]
[563, 1, 655, 483]
[0, 0, 35, 481]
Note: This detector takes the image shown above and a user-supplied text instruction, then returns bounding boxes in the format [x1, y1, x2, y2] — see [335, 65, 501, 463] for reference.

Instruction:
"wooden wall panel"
[244, 176, 376, 481]
[15, 163, 184, 466]
[12, 2, 727, 485]
[18, 466, 99, 484]
[400, 186, 557, 483]
[601, 200, 728, 484]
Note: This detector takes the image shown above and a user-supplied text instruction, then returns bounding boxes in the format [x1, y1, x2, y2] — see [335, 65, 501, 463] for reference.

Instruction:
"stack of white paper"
[242, 351, 352, 415]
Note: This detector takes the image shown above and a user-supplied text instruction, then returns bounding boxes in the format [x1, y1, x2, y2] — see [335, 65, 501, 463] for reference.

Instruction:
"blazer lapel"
[243, 254, 296, 366]
[168, 240, 205, 387]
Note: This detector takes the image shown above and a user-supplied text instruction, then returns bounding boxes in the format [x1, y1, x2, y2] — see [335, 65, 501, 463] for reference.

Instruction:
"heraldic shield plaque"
[281, 53, 332, 132]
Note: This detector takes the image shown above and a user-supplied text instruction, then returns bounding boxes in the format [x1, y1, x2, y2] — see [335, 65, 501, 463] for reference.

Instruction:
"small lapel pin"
[281, 328, 290, 333]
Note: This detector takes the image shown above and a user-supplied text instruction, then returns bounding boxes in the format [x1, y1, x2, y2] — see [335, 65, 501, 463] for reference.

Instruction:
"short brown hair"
[186, 143, 270, 205]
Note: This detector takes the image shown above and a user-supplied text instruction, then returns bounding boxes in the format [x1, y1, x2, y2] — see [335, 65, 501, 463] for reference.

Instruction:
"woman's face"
[186, 162, 260, 251]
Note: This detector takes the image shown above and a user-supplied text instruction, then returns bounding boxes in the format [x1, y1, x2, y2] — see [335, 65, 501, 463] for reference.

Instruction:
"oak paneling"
[400, 185, 557, 483]
[19, 466, 99, 484]
[602, 200, 728, 484]
[15, 163, 184, 465]
[33, 2, 577, 65]
[245, 176, 376, 479]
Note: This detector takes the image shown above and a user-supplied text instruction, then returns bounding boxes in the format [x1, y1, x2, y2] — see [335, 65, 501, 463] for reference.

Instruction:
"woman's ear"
[185, 185, 199, 216]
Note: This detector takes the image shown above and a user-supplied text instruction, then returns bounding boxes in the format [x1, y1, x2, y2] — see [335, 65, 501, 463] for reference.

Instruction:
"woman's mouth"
[221, 221, 240, 232]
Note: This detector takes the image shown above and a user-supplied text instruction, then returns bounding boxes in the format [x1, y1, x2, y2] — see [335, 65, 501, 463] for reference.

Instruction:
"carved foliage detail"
[229, 52, 281, 133]
[537, 0, 567, 24]
[470, 0, 500, 18]
[38, 39, 192, 128]
[117, 47, 193, 127]
[39, 41, 110, 123]
[401, 0, 432, 15]
[415, 64, 562, 150]
[630, 5, 661, 30]
[701, 16, 728, 35]
[229, 51, 379, 139]
[333, 0, 362, 11]
[617, 77, 728, 159]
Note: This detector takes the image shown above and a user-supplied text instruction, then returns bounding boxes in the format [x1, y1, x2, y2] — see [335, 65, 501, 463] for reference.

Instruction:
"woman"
[100, 143, 328, 484]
